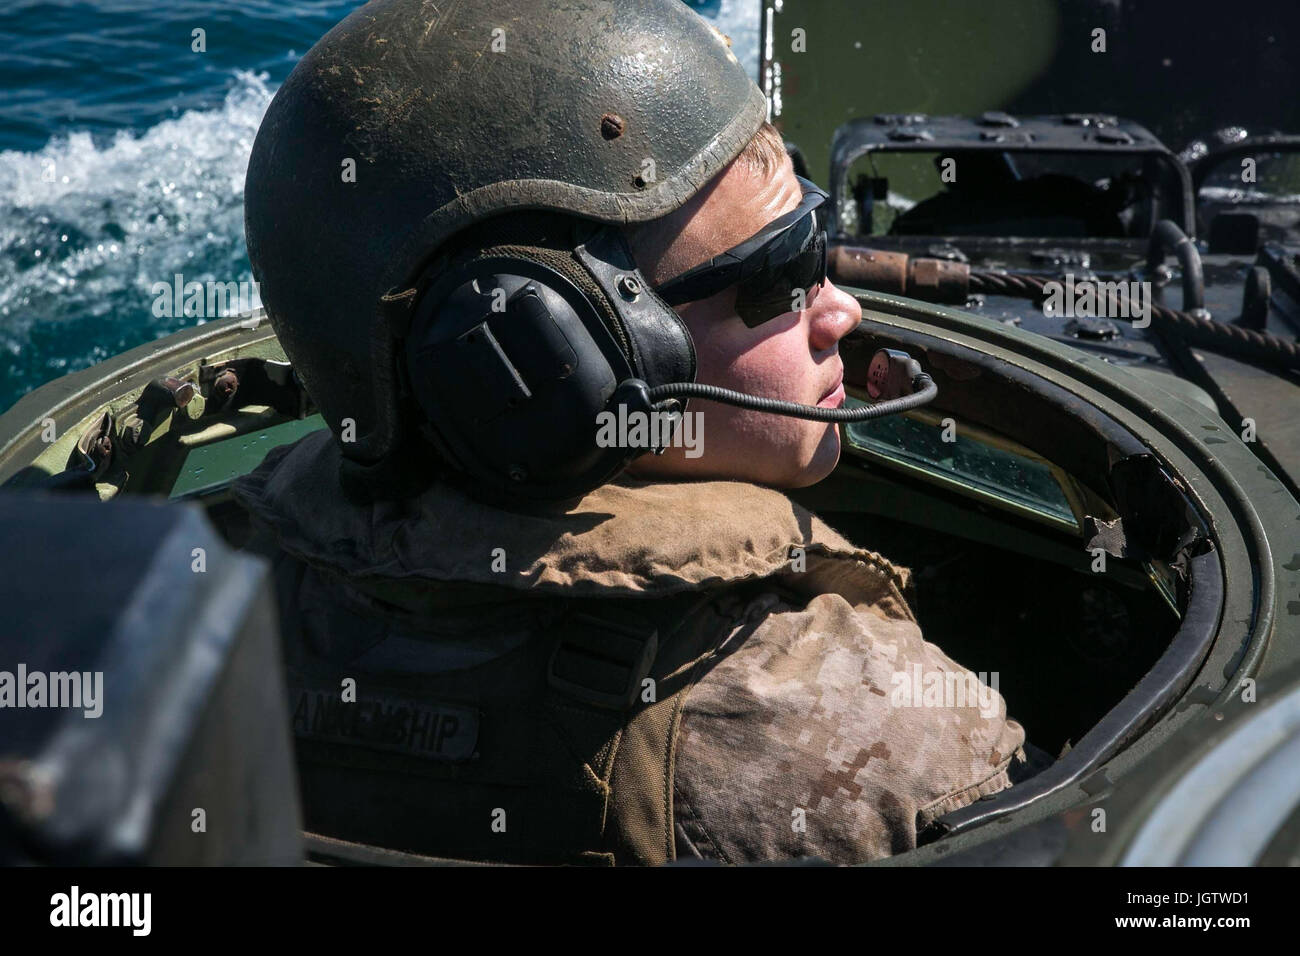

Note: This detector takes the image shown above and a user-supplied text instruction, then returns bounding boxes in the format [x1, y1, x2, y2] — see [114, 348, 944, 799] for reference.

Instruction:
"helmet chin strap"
[641, 348, 938, 423]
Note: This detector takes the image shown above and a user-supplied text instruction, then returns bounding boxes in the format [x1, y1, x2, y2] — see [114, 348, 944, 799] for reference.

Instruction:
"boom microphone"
[643, 348, 938, 423]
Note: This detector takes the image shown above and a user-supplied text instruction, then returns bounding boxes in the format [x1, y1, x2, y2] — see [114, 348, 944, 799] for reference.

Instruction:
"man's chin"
[622, 428, 841, 488]
[756, 429, 841, 490]
[784, 452, 840, 489]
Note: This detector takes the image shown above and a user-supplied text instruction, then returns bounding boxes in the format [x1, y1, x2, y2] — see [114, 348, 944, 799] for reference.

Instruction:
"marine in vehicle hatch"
[231, 0, 1048, 865]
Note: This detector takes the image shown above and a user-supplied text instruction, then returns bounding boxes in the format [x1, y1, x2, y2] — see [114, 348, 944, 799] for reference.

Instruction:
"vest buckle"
[547, 608, 659, 710]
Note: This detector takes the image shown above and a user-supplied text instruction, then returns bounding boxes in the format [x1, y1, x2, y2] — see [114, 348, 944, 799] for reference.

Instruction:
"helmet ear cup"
[572, 226, 697, 393]
[403, 255, 634, 500]
[402, 219, 697, 502]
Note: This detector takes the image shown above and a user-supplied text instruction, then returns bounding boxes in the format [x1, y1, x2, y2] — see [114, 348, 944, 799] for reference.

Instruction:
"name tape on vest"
[290, 683, 479, 761]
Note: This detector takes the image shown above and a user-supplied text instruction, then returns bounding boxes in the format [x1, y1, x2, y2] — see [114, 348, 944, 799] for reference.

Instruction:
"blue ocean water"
[0, 0, 760, 415]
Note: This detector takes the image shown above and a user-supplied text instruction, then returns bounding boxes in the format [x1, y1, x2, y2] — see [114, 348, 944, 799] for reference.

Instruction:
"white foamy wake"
[0, 71, 274, 380]
[0, 1, 760, 402]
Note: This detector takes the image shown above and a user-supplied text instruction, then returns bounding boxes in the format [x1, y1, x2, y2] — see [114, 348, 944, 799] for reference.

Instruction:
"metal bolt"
[616, 275, 642, 299]
[213, 368, 239, 402]
[600, 113, 625, 140]
[163, 376, 196, 407]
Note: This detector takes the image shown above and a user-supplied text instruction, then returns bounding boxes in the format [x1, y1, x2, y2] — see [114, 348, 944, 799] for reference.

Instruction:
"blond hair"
[730, 120, 789, 179]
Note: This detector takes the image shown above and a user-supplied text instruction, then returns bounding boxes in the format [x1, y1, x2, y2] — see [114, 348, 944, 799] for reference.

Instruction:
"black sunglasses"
[654, 175, 829, 328]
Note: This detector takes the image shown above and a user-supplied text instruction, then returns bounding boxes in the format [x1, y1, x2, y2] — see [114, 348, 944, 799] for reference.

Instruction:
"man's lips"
[817, 368, 845, 407]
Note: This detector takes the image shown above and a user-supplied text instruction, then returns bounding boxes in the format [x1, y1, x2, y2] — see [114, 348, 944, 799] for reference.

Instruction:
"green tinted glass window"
[844, 398, 1077, 530]
[169, 414, 326, 498]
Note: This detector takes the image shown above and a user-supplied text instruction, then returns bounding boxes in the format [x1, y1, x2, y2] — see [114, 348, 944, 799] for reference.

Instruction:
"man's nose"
[808, 280, 862, 351]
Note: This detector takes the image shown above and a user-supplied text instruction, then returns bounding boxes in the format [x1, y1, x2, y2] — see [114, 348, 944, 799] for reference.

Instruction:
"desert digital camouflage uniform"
[234, 429, 1029, 865]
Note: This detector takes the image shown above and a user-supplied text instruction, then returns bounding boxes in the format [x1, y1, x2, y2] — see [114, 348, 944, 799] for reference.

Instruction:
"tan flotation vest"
[233, 431, 915, 865]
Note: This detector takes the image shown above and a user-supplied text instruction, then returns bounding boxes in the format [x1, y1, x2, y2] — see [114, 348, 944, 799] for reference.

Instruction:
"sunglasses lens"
[653, 177, 830, 321]
[734, 219, 827, 327]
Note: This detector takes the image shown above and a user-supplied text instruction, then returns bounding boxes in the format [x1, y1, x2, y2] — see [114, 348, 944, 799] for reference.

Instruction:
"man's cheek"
[727, 348, 801, 397]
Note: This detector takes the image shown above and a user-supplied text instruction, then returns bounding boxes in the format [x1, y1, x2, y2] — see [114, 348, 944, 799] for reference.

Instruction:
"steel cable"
[968, 271, 1300, 370]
